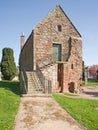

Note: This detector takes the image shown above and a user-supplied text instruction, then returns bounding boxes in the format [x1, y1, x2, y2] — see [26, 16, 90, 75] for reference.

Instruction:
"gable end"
[56, 5, 81, 37]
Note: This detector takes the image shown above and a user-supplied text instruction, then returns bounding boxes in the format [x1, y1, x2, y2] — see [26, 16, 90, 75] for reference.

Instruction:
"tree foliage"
[88, 65, 98, 78]
[1, 48, 16, 80]
[96, 70, 98, 80]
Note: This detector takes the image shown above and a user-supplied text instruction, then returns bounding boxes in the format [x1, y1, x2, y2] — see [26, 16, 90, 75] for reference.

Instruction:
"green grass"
[82, 80, 98, 86]
[53, 93, 98, 130]
[0, 80, 20, 130]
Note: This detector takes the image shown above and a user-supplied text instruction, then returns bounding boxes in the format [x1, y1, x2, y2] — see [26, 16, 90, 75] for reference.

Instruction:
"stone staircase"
[26, 71, 44, 94]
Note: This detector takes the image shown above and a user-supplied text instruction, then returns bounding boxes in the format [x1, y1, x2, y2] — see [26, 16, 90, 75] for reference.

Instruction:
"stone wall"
[63, 37, 82, 92]
[34, 5, 81, 67]
[41, 63, 58, 92]
[19, 31, 34, 71]
[33, 5, 82, 92]
[19, 5, 82, 93]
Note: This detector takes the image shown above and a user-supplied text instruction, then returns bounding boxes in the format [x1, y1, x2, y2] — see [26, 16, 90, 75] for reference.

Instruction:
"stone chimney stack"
[20, 32, 25, 50]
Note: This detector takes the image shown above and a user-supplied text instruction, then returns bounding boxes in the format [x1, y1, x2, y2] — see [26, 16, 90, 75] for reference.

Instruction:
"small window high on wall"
[71, 64, 74, 69]
[58, 25, 62, 32]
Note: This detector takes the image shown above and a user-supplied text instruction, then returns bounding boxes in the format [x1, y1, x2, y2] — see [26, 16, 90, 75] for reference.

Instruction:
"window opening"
[58, 25, 62, 32]
[71, 64, 74, 69]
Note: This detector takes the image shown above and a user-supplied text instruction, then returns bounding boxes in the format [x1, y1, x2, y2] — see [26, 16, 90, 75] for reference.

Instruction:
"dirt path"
[14, 97, 85, 130]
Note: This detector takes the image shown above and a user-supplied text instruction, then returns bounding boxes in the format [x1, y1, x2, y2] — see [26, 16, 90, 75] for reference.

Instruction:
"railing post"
[48, 80, 52, 94]
[19, 65, 28, 94]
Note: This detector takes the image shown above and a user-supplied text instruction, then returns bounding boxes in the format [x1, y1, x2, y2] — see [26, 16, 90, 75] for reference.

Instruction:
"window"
[58, 25, 62, 32]
[71, 64, 74, 69]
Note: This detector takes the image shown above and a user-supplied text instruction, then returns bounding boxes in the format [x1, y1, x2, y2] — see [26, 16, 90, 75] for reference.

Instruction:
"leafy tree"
[1, 48, 16, 80]
[96, 70, 98, 80]
[88, 65, 98, 79]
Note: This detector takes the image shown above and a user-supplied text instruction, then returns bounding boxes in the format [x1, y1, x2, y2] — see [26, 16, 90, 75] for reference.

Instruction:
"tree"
[88, 65, 98, 79]
[1, 48, 16, 80]
[96, 70, 98, 80]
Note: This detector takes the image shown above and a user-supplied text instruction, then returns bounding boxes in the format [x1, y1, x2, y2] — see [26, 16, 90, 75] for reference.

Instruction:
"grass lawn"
[53, 93, 98, 130]
[82, 80, 98, 86]
[0, 80, 20, 130]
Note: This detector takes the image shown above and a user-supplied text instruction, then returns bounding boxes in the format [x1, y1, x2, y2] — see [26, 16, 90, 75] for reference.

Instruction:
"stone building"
[19, 5, 82, 94]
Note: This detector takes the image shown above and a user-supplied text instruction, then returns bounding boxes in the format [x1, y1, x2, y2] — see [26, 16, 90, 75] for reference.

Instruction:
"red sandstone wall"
[20, 6, 82, 93]
[33, 6, 82, 92]
[63, 37, 82, 92]
[41, 63, 58, 92]
[34, 6, 81, 66]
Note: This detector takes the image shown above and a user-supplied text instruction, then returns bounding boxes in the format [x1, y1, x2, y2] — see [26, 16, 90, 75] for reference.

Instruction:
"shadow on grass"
[0, 80, 20, 96]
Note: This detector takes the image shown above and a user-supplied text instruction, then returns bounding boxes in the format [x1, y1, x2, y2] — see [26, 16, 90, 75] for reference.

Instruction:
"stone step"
[27, 90, 44, 94]
[28, 83, 42, 87]
[22, 93, 52, 97]
[28, 87, 43, 91]
[26, 71, 44, 94]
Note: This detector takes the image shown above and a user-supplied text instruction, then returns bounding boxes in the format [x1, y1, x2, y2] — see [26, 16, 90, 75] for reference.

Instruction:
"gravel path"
[14, 97, 85, 130]
[14, 86, 98, 130]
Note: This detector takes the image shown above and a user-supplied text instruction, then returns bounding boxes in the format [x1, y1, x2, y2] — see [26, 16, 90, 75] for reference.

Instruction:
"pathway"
[14, 96, 85, 130]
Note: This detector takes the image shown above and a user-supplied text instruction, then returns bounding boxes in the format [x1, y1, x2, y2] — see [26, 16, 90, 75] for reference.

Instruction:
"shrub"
[1, 48, 16, 80]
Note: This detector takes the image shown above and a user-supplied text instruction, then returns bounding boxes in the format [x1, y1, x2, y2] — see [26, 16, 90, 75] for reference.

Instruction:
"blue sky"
[0, 0, 98, 66]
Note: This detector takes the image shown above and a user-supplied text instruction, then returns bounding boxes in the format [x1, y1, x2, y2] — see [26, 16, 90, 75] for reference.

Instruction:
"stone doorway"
[57, 63, 63, 92]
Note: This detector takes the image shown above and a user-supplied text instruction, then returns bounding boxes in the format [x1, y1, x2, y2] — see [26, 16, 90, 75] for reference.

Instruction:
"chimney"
[20, 32, 25, 50]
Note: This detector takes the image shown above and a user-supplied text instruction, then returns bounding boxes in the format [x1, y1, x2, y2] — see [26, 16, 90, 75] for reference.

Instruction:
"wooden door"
[52, 44, 61, 62]
[57, 63, 63, 92]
